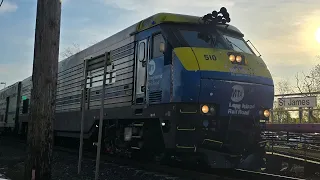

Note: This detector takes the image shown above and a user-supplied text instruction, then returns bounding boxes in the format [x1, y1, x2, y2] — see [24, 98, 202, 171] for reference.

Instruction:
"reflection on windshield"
[179, 30, 224, 49]
[223, 35, 254, 54]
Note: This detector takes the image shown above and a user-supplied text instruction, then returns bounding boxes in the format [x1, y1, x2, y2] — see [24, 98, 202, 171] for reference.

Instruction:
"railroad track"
[0, 136, 307, 180]
[56, 146, 305, 180]
[270, 147, 320, 161]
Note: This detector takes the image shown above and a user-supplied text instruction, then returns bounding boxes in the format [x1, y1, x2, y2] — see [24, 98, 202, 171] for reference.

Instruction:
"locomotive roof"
[135, 13, 244, 36]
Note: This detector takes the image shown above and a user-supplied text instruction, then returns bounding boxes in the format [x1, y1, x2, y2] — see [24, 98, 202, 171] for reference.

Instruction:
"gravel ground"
[0, 138, 184, 180]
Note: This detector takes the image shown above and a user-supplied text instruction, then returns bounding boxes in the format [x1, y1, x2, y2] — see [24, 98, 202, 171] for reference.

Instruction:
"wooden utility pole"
[24, 0, 61, 180]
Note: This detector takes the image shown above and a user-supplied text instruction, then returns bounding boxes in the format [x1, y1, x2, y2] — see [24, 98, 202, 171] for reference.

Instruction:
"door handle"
[141, 86, 145, 92]
[142, 61, 146, 67]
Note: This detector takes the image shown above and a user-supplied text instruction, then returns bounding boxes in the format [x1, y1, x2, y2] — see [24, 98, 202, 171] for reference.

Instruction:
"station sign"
[278, 96, 317, 108]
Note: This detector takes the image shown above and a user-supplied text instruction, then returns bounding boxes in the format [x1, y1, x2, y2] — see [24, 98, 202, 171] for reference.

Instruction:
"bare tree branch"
[274, 79, 295, 123]
[59, 43, 81, 60]
[276, 79, 293, 95]
[295, 73, 304, 94]
[0, 0, 4, 7]
[295, 56, 320, 123]
[59, 41, 100, 61]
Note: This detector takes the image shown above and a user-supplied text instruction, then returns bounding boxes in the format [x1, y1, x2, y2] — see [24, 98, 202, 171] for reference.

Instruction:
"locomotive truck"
[0, 9, 274, 170]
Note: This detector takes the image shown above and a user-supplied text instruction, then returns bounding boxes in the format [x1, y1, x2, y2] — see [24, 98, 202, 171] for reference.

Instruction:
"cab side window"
[138, 42, 146, 62]
[22, 99, 29, 114]
[152, 34, 165, 59]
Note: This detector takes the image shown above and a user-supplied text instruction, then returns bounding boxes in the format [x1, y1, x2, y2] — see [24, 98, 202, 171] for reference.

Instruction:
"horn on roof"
[201, 7, 231, 25]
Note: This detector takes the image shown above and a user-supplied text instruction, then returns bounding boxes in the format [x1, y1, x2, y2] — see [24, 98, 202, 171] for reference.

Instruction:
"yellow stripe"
[173, 47, 199, 71]
[174, 47, 272, 79]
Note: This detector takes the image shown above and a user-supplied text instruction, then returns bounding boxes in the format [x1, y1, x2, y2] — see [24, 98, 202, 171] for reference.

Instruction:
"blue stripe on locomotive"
[201, 71, 274, 86]
[147, 56, 171, 104]
[171, 53, 201, 103]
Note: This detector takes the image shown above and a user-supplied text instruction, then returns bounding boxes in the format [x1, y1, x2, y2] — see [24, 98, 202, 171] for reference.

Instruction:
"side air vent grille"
[149, 91, 162, 103]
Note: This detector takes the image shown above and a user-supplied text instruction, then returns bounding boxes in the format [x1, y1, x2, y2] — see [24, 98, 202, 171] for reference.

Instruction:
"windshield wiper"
[246, 40, 261, 57]
[225, 37, 246, 53]
[197, 32, 216, 48]
[210, 35, 216, 47]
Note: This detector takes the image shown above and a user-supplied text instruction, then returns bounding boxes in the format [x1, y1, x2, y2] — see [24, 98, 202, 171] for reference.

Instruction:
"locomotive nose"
[199, 79, 273, 118]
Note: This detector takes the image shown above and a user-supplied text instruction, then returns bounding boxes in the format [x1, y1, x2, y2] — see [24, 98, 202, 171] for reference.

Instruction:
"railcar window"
[223, 35, 253, 54]
[138, 42, 145, 62]
[152, 34, 165, 58]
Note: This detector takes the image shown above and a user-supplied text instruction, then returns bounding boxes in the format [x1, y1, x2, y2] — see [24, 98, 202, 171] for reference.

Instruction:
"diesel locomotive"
[0, 8, 274, 170]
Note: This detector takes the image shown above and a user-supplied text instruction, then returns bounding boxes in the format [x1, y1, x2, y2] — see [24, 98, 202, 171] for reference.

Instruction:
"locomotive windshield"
[223, 34, 254, 54]
[179, 30, 225, 49]
[160, 23, 254, 54]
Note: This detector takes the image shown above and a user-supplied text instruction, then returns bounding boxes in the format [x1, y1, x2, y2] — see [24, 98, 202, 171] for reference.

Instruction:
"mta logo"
[231, 85, 244, 102]
[148, 60, 156, 76]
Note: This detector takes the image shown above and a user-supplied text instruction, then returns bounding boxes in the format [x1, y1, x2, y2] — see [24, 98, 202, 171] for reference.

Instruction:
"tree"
[275, 79, 294, 95]
[296, 56, 320, 93]
[59, 41, 98, 60]
[24, 0, 61, 180]
[295, 56, 320, 123]
[273, 79, 294, 123]
[59, 43, 81, 60]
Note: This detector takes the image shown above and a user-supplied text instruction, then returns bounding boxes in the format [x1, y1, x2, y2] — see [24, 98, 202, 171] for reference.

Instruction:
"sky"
[0, 0, 320, 91]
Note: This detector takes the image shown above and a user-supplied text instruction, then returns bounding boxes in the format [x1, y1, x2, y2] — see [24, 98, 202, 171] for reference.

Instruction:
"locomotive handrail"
[176, 144, 196, 149]
[179, 109, 197, 114]
[202, 139, 223, 144]
[176, 126, 196, 131]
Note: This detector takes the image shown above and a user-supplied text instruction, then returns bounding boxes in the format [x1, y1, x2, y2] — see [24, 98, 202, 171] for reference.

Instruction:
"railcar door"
[134, 39, 149, 104]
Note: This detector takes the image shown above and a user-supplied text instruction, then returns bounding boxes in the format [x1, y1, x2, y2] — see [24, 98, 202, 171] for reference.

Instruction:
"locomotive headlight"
[236, 56, 242, 62]
[229, 54, 235, 62]
[263, 110, 270, 118]
[201, 105, 209, 114]
[259, 109, 271, 119]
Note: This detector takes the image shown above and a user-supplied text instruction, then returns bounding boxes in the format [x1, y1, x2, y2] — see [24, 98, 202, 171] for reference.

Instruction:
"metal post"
[78, 59, 88, 174]
[270, 110, 273, 123]
[299, 107, 302, 142]
[308, 107, 311, 123]
[299, 107, 303, 123]
[95, 52, 109, 180]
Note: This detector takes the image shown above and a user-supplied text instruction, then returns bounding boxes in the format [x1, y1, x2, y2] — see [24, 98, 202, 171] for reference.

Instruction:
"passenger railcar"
[0, 10, 274, 170]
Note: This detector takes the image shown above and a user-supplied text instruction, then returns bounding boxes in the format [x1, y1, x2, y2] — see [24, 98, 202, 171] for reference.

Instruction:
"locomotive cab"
[145, 19, 274, 169]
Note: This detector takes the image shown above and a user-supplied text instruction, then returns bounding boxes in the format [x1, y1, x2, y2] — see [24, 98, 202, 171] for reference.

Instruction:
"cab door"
[147, 33, 166, 104]
[134, 38, 149, 104]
